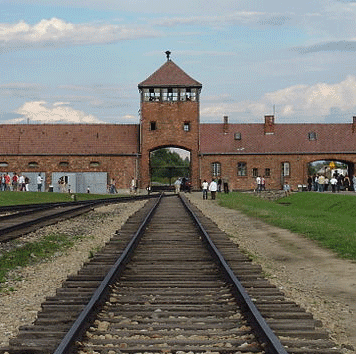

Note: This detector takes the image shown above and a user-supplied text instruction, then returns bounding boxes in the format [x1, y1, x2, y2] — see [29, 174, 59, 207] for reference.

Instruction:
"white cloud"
[0, 18, 161, 51]
[13, 101, 105, 124]
[120, 114, 137, 121]
[153, 11, 293, 28]
[201, 76, 356, 122]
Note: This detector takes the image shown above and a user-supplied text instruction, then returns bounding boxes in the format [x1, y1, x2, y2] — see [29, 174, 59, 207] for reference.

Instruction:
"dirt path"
[187, 192, 356, 353]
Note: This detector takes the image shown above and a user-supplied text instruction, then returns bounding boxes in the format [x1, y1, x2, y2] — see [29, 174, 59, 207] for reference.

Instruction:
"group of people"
[0, 172, 42, 192]
[201, 177, 229, 200]
[307, 173, 356, 193]
[174, 177, 192, 194]
[255, 176, 266, 192]
[173, 177, 229, 200]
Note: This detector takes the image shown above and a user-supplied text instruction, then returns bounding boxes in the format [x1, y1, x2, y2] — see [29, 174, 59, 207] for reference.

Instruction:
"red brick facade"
[139, 100, 200, 188]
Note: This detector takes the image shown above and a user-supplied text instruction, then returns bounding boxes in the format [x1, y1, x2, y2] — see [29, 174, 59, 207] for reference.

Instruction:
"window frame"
[282, 162, 290, 177]
[211, 162, 221, 177]
[237, 162, 247, 176]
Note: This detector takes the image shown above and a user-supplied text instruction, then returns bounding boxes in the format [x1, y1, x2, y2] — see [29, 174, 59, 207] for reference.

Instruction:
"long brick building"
[1, 57, 356, 193]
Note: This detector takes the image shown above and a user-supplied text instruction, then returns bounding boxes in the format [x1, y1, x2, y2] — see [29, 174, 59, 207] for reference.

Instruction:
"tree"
[150, 148, 189, 184]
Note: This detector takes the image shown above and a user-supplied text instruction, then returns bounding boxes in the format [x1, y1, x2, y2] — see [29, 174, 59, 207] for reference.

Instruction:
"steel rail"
[0, 194, 161, 242]
[0, 193, 160, 213]
[53, 193, 163, 354]
[179, 194, 289, 354]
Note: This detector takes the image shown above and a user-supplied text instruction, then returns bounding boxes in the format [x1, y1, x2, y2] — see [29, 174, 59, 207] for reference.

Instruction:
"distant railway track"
[0, 194, 159, 243]
[0, 194, 342, 354]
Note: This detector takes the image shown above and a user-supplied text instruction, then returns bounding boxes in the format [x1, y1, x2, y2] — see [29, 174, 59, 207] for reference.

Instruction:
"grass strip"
[0, 232, 83, 287]
[218, 192, 356, 260]
[0, 191, 122, 206]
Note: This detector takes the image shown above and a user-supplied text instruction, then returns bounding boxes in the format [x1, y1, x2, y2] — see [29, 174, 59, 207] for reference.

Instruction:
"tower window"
[180, 88, 186, 101]
[150, 121, 157, 131]
[183, 122, 190, 132]
[186, 88, 197, 101]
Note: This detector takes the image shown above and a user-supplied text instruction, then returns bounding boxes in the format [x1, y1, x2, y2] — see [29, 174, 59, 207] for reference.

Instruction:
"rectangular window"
[154, 88, 160, 101]
[211, 162, 221, 177]
[150, 121, 157, 131]
[183, 122, 190, 132]
[237, 162, 247, 176]
[265, 168, 271, 177]
[185, 88, 197, 101]
[162, 88, 168, 101]
[180, 88, 186, 101]
[234, 132, 241, 140]
[252, 168, 258, 177]
[308, 132, 317, 140]
[143, 88, 150, 102]
[172, 88, 178, 101]
[282, 162, 290, 177]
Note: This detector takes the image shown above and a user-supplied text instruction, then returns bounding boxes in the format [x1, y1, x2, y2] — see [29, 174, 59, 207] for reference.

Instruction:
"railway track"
[0, 194, 158, 242]
[0, 194, 342, 354]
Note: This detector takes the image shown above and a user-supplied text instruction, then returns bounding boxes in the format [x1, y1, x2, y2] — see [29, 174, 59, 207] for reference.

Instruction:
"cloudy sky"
[1, 0, 356, 125]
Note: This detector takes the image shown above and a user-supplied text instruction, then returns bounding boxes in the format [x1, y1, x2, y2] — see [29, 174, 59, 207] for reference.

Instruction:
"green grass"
[0, 232, 84, 288]
[0, 191, 121, 206]
[217, 192, 356, 260]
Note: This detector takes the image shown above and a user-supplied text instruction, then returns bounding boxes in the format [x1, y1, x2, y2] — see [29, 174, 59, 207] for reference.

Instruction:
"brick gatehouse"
[1, 56, 356, 193]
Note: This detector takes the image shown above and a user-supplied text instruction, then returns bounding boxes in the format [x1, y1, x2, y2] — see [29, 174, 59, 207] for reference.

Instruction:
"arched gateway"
[138, 57, 202, 189]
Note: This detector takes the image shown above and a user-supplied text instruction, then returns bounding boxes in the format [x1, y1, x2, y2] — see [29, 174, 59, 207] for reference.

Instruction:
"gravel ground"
[0, 199, 147, 347]
[186, 192, 356, 353]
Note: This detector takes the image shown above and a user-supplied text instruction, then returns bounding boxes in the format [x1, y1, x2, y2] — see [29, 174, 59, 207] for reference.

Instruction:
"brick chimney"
[353, 116, 356, 133]
[264, 115, 275, 135]
[223, 115, 229, 134]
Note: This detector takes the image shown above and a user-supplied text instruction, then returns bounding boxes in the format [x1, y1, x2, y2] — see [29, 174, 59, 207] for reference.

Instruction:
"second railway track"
[1, 194, 343, 354]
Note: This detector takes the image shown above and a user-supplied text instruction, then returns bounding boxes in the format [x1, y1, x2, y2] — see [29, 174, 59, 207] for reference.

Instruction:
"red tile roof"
[0, 124, 139, 155]
[138, 60, 202, 88]
[200, 123, 356, 154]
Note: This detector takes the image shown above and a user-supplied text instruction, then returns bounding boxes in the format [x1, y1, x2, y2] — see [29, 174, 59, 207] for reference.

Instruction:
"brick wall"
[200, 153, 356, 191]
[140, 100, 200, 188]
[0, 155, 138, 191]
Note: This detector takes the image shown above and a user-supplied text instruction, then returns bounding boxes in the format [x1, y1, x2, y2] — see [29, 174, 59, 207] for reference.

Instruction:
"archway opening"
[149, 147, 191, 191]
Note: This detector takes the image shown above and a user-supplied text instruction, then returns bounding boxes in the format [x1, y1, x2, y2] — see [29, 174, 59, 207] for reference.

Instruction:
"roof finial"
[165, 50, 171, 61]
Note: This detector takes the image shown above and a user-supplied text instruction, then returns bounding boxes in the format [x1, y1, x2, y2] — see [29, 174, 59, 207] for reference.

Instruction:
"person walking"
[283, 181, 291, 196]
[37, 173, 43, 192]
[174, 178, 181, 194]
[317, 175, 325, 192]
[12, 173, 18, 191]
[202, 179, 209, 200]
[209, 179, 218, 200]
[255, 175, 261, 192]
[330, 176, 337, 193]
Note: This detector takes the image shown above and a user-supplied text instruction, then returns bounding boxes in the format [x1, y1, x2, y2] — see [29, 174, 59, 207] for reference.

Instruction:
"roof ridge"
[138, 60, 202, 88]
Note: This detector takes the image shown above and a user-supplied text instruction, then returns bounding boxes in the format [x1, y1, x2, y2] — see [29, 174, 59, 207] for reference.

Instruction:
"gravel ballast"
[0, 199, 147, 347]
[1, 193, 355, 353]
